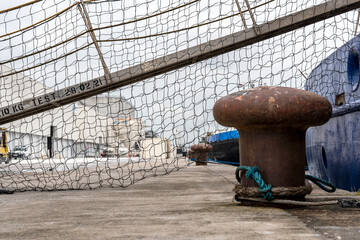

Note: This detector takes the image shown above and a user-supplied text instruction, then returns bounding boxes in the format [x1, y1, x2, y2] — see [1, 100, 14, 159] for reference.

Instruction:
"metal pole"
[355, 9, 360, 36]
[78, 1, 111, 83]
[234, 0, 248, 29]
[297, 68, 308, 80]
[243, 0, 260, 34]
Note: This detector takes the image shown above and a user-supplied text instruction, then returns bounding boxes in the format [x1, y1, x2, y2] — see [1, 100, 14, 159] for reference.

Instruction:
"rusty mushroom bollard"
[213, 86, 332, 200]
[189, 143, 213, 166]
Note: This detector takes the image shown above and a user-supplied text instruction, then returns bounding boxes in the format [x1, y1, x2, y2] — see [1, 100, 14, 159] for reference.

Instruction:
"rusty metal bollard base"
[189, 143, 212, 166]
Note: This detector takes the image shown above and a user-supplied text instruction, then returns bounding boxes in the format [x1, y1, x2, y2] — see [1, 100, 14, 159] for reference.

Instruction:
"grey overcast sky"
[1, 1, 24, 10]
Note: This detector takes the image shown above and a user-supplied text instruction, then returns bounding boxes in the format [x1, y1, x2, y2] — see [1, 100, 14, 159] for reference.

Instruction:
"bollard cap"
[213, 86, 332, 129]
[190, 143, 213, 152]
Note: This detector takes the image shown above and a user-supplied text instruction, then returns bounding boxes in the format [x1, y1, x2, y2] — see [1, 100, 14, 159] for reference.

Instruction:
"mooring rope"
[235, 165, 337, 201]
[304, 174, 336, 193]
[190, 158, 336, 199]
[189, 158, 360, 207]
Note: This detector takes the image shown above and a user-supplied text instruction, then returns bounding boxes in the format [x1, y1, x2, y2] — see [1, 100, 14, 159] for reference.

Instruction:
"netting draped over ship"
[0, 0, 359, 191]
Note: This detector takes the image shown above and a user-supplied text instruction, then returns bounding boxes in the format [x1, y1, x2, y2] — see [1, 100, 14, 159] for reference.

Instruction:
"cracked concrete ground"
[0, 164, 358, 239]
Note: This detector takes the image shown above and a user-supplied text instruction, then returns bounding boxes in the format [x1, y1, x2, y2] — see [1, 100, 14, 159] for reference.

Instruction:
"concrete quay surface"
[0, 164, 359, 240]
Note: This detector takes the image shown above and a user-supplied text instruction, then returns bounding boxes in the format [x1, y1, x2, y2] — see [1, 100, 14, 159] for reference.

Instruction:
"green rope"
[305, 174, 336, 192]
[235, 166, 274, 201]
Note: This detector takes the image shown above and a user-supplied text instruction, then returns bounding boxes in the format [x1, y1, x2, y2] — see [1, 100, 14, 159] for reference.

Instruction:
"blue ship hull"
[304, 33, 360, 192]
[208, 130, 239, 165]
[306, 111, 360, 192]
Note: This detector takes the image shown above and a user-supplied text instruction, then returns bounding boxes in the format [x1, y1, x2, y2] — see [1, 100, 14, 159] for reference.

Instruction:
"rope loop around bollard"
[235, 166, 274, 201]
[189, 158, 336, 201]
[305, 174, 336, 193]
[235, 165, 337, 201]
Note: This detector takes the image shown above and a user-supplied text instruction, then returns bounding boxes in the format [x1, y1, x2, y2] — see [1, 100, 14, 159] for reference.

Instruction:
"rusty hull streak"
[213, 86, 332, 190]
